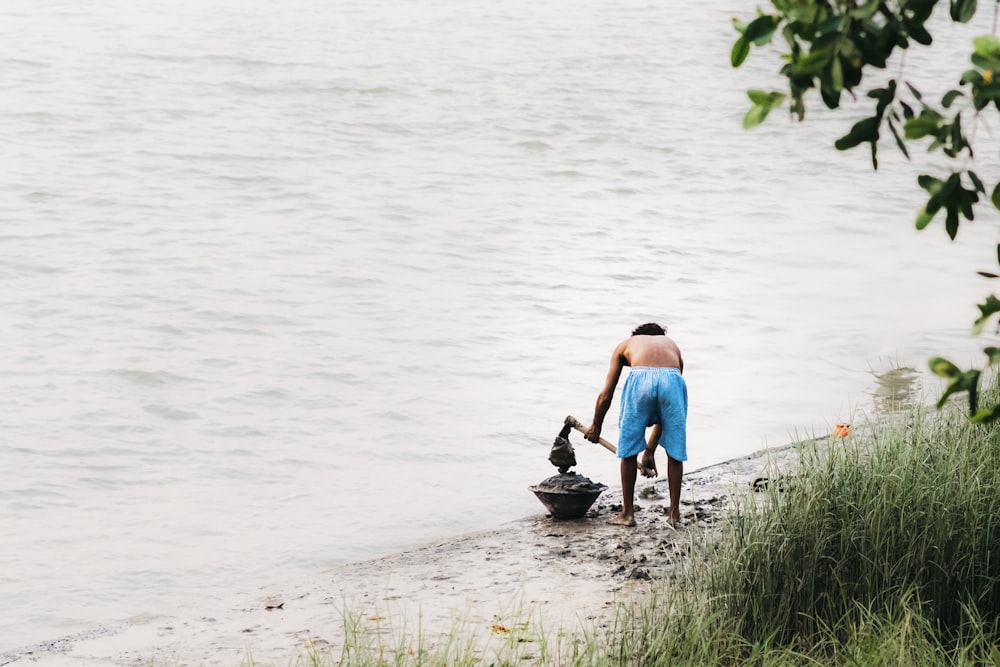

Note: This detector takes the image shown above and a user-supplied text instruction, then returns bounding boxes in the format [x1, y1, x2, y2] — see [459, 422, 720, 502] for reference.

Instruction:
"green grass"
[607, 387, 1000, 666]
[706, 399, 1000, 655]
[288, 593, 590, 667]
[267, 390, 1000, 666]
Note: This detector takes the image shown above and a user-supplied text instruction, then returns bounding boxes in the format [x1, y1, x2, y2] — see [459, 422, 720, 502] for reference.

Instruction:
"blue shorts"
[618, 367, 688, 461]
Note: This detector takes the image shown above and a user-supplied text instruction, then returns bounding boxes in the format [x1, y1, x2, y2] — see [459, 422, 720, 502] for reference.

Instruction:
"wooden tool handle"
[564, 415, 617, 455]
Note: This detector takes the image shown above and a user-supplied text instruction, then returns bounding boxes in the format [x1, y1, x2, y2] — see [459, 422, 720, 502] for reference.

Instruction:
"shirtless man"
[584, 323, 687, 527]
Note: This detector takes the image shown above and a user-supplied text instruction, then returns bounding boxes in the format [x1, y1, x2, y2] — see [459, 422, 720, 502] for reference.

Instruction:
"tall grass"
[265, 392, 1000, 666]
[707, 398, 1000, 654]
[593, 386, 1000, 666]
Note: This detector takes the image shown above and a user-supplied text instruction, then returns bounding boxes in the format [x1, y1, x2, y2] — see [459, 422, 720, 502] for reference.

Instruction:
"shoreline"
[3, 438, 818, 667]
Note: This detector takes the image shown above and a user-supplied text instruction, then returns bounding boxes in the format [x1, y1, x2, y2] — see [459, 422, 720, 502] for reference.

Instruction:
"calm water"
[2, 0, 998, 651]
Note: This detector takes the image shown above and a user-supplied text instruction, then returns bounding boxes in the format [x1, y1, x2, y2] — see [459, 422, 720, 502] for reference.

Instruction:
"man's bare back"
[618, 334, 683, 370]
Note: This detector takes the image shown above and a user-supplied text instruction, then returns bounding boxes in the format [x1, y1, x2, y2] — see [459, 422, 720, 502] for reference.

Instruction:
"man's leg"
[611, 455, 638, 526]
[653, 371, 686, 527]
[667, 455, 683, 526]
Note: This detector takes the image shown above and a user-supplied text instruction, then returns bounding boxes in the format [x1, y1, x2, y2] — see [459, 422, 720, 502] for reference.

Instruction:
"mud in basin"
[530, 473, 607, 519]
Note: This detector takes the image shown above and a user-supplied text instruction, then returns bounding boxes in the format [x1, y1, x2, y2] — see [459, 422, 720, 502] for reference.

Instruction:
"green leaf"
[887, 118, 911, 159]
[968, 170, 985, 193]
[943, 172, 961, 198]
[743, 91, 785, 128]
[747, 90, 784, 105]
[935, 368, 982, 413]
[732, 36, 750, 68]
[909, 24, 933, 46]
[929, 357, 961, 378]
[967, 369, 982, 413]
[991, 182, 1000, 210]
[951, 0, 978, 23]
[973, 35, 1000, 61]
[905, 81, 923, 101]
[984, 347, 1000, 364]
[794, 50, 833, 75]
[926, 195, 943, 215]
[937, 376, 965, 409]
[820, 84, 842, 110]
[978, 271, 1000, 278]
[916, 204, 938, 230]
[781, 23, 796, 50]
[831, 55, 843, 91]
[743, 105, 767, 129]
[972, 38, 1000, 73]
[961, 69, 982, 85]
[875, 80, 896, 118]
[942, 89, 964, 108]
[907, 0, 935, 23]
[964, 190, 979, 218]
[904, 115, 942, 139]
[918, 174, 946, 194]
[973, 294, 1000, 334]
[951, 114, 967, 154]
[971, 403, 1000, 423]
[971, 53, 993, 69]
[816, 15, 843, 36]
[960, 198, 975, 221]
[835, 116, 879, 150]
[946, 206, 959, 239]
[743, 15, 777, 44]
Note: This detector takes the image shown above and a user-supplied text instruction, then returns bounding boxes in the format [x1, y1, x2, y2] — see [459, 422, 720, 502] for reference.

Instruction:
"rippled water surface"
[2, 0, 999, 650]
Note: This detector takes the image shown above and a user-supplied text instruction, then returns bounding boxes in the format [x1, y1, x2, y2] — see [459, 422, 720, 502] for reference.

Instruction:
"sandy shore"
[2, 439, 814, 667]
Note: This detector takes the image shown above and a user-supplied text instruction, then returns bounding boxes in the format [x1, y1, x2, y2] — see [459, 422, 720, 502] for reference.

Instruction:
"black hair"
[632, 322, 666, 336]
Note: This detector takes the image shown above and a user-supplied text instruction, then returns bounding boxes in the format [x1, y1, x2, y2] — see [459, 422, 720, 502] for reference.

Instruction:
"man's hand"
[640, 449, 658, 478]
[584, 423, 601, 443]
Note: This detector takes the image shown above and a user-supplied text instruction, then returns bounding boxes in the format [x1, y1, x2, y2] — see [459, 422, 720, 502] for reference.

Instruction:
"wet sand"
[2, 439, 813, 667]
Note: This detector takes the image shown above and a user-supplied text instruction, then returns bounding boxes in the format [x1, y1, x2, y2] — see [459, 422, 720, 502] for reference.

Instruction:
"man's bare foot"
[609, 513, 636, 527]
[666, 507, 681, 528]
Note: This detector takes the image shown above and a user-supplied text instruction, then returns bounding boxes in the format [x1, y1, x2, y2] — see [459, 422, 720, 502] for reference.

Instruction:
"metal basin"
[529, 486, 606, 519]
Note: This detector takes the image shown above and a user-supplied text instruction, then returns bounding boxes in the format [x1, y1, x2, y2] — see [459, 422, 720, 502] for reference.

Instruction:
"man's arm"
[585, 340, 628, 443]
[641, 423, 662, 477]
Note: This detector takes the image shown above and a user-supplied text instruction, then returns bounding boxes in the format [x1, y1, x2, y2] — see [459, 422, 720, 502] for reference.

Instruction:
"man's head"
[632, 322, 666, 336]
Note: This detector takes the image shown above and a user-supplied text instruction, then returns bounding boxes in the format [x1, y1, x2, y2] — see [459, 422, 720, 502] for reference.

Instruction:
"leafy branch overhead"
[731, 0, 1000, 420]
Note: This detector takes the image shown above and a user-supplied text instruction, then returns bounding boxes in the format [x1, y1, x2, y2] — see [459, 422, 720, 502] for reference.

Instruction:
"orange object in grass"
[833, 422, 850, 437]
